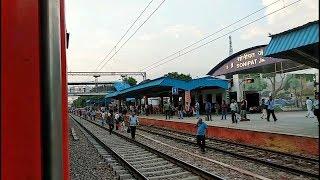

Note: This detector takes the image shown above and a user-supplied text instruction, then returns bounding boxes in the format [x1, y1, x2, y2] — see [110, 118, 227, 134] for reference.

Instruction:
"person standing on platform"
[305, 97, 314, 118]
[178, 101, 184, 119]
[214, 103, 220, 116]
[230, 99, 238, 123]
[101, 111, 106, 126]
[240, 100, 247, 121]
[114, 111, 120, 130]
[196, 118, 208, 153]
[221, 100, 228, 120]
[266, 96, 277, 122]
[195, 101, 200, 119]
[313, 93, 319, 123]
[205, 101, 212, 121]
[107, 112, 114, 135]
[164, 101, 171, 119]
[129, 112, 139, 139]
[260, 99, 267, 119]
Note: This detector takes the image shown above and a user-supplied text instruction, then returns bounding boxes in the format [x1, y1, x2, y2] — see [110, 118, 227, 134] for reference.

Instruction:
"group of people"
[100, 110, 140, 139]
[74, 108, 140, 139]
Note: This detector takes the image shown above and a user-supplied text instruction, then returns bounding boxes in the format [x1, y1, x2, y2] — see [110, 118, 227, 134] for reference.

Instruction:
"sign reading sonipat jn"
[211, 46, 286, 76]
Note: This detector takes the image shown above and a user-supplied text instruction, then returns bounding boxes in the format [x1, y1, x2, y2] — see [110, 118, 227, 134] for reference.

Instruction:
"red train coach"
[1, 0, 69, 179]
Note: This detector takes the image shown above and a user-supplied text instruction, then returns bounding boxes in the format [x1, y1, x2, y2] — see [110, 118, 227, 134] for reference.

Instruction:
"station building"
[207, 20, 319, 111]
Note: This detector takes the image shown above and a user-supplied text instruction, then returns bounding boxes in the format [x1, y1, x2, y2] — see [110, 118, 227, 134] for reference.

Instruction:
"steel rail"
[72, 114, 224, 180]
[71, 115, 148, 180]
[138, 126, 319, 178]
[141, 125, 319, 162]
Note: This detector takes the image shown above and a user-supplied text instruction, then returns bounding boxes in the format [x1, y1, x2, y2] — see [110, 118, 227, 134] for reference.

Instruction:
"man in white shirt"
[305, 97, 314, 118]
[101, 111, 106, 126]
[230, 99, 238, 123]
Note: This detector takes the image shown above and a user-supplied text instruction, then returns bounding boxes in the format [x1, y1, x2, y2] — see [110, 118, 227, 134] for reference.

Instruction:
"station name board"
[211, 46, 286, 76]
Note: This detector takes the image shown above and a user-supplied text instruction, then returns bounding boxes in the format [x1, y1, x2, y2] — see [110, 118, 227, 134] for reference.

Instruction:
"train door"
[1, 0, 69, 179]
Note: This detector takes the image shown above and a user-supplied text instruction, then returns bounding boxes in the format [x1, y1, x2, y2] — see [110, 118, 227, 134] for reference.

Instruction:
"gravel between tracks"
[134, 130, 315, 180]
[70, 120, 116, 180]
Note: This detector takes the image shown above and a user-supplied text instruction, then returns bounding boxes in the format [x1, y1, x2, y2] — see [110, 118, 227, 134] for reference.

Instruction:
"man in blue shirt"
[196, 118, 208, 152]
[266, 96, 277, 122]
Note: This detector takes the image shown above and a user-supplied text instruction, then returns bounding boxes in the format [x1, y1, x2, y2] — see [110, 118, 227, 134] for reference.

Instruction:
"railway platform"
[137, 111, 319, 156]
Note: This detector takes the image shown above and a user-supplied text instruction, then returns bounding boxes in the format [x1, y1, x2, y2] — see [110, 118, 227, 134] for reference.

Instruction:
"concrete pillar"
[233, 74, 241, 102]
[184, 91, 191, 111]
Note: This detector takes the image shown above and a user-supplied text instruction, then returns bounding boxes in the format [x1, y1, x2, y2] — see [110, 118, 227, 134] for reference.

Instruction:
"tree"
[262, 73, 293, 98]
[123, 76, 137, 86]
[164, 72, 192, 81]
[72, 95, 104, 108]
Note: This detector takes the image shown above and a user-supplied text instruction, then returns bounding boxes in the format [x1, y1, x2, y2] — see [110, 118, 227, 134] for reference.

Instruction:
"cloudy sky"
[66, 0, 319, 82]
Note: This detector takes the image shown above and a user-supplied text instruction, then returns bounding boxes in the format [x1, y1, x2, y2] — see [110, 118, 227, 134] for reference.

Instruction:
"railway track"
[137, 125, 319, 178]
[70, 114, 224, 180]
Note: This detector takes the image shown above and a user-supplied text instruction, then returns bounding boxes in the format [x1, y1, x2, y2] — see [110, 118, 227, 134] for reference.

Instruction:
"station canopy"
[105, 76, 228, 99]
[264, 21, 319, 69]
[207, 45, 309, 78]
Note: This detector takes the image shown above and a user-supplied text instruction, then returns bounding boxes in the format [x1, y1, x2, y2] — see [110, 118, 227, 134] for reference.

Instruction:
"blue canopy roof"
[187, 76, 228, 90]
[265, 21, 319, 56]
[105, 76, 228, 99]
[114, 82, 131, 91]
[264, 20, 319, 68]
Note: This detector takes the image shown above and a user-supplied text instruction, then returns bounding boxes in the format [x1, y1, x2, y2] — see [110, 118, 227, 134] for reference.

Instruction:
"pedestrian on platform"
[107, 112, 114, 135]
[205, 101, 212, 121]
[266, 96, 277, 122]
[196, 118, 208, 153]
[195, 101, 200, 119]
[129, 112, 139, 139]
[221, 100, 228, 120]
[240, 100, 247, 121]
[214, 103, 220, 116]
[118, 113, 124, 131]
[260, 99, 267, 119]
[178, 101, 184, 119]
[230, 99, 238, 123]
[101, 111, 106, 126]
[164, 101, 171, 119]
[305, 97, 314, 118]
[313, 93, 319, 123]
[114, 111, 120, 130]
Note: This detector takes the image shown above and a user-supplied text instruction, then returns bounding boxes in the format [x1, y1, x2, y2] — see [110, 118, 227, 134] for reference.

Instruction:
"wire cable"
[98, 0, 166, 71]
[93, 0, 154, 71]
[139, 0, 283, 72]
[143, 0, 302, 72]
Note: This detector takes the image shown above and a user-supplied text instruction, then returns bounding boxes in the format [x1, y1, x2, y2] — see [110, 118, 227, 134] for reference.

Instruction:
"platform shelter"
[105, 76, 228, 113]
[265, 20, 319, 69]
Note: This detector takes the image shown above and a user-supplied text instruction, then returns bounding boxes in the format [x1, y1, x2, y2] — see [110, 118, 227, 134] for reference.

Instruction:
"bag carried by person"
[127, 126, 131, 133]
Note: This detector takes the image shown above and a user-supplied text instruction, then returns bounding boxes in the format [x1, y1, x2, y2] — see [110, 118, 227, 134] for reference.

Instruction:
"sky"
[65, 0, 319, 83]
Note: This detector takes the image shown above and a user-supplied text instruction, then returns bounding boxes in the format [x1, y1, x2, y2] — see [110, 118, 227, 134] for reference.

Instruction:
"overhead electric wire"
[139, 0, 283, 72]
[98, 0, 166, 71]
[143, 0, 302, 72]
[93, 0, 154, 71]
